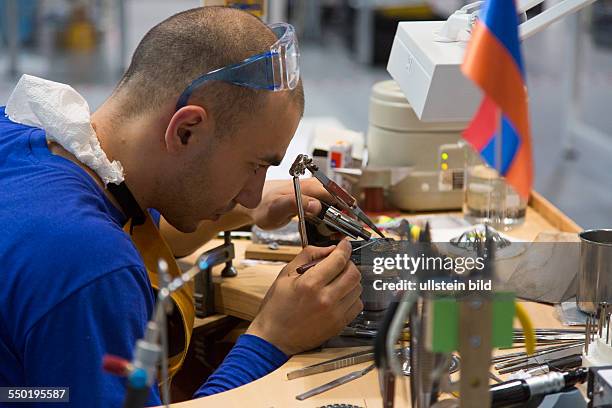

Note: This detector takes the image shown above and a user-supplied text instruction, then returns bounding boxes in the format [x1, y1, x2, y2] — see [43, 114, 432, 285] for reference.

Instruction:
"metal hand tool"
[288, 346, 407, 380]
[586, 314, 592, 354]
[492, 342, 584, 364]
[340, 327, 378, 338]
[290, 154, 385, 239]
[489, 372, 503, 383]
[501, 354, 583, 376]
[512, 333, 585, 342]
[313, 202, 372, 240]
[295, 238, 377, 275]
[287, 349, 375, 380]
[495, 344, 584, 374]
[289, 156, 309, 248]
[295, 363, 376, 401]
[513, 328, 584, 333]
[494, 343, 583, 369]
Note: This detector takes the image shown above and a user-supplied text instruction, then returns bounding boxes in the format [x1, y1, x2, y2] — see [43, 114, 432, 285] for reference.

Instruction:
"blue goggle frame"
[176, 23, 300, 111]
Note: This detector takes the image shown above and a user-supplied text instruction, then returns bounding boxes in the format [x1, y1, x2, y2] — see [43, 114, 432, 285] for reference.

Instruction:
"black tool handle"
[547, 354, 582, 371]
[491, 379, 531, 407]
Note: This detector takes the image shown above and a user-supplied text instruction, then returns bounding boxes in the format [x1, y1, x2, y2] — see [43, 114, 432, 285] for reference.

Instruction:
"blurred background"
[0, 0, 610, 228]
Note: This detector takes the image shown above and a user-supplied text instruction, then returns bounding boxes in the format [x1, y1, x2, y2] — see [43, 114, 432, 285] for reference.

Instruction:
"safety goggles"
[176, 22, 300, 110]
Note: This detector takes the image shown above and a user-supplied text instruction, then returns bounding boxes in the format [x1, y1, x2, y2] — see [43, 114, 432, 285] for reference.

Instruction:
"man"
[0, 7, 363, 407]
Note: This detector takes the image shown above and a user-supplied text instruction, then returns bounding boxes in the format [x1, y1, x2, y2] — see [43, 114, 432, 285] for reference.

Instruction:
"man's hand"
[249, 178, 335, 230]
[246, 239, 363, 355]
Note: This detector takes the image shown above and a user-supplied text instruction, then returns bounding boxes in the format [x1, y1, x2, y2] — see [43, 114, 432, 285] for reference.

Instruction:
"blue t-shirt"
[0, 107, 287, 407]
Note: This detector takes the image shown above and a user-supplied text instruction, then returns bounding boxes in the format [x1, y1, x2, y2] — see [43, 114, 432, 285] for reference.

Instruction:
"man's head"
[103, 7, 304, 232]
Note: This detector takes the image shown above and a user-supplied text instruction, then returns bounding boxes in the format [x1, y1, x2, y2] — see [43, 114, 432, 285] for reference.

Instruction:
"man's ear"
[164, 105, 210, 153]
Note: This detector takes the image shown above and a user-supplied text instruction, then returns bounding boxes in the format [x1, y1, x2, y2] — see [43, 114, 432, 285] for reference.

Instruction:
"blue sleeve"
[148, 208, 161, 227]
[22, 267, 161, 408]
[193, 334, 288, 398]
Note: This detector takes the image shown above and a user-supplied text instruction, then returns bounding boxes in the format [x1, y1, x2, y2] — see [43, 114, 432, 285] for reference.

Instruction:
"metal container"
[577, 229, 612, 313]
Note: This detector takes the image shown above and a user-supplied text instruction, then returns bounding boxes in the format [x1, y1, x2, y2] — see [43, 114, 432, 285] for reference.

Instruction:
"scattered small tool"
[498, 353, 583, 375]
[287, 349, 375, 380]
[492, 342, 583, 364]
[295, 364, 376, 401]
[495, 344, 584, 374]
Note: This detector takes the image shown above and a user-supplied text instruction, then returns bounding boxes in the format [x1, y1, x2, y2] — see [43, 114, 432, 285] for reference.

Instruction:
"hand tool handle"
[310, 168, 356, 207]
[296, 259, 322, 274]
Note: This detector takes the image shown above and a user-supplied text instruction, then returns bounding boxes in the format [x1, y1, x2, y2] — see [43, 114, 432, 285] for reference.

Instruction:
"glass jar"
[462, 144, 526, 230]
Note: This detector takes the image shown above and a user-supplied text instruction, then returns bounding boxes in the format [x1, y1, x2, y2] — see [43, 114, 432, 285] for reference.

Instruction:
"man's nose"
[235, 168, 267, 209]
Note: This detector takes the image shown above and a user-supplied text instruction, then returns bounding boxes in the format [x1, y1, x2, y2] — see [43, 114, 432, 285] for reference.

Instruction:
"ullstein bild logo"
[372, 254, 486, 275]
[371, 278, 493, 292]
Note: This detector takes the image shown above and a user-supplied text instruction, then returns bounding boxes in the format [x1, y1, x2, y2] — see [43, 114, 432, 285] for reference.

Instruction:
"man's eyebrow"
[259, 155, 283, 166]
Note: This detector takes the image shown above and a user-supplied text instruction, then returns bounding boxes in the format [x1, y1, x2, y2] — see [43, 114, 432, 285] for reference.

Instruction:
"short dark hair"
[114, 7, 304, 131]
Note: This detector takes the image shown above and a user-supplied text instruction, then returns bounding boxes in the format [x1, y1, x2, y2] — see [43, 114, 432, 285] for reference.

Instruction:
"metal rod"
[293, 176, 308, 248]
[585, 316, 590, 355]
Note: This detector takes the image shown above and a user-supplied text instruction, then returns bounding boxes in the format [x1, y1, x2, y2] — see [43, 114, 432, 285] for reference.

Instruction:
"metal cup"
[577, 229, 612, 313]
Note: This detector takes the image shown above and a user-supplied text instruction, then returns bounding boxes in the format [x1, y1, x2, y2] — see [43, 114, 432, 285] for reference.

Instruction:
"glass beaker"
[462, 145, 527, 230]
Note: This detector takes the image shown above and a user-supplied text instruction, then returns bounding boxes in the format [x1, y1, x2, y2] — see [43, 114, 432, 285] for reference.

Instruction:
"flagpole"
[495, 110, 505, 228]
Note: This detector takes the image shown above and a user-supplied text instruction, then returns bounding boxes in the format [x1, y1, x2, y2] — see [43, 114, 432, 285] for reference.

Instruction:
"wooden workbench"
[169, 192, 582, 407]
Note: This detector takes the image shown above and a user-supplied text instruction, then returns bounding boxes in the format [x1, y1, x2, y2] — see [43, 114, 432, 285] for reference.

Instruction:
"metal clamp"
[194, 231, 236, 318]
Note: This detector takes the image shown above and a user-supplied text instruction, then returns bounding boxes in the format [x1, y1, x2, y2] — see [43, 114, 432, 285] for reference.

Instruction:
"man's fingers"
[268, 193, 322, 222]
[343, 298, 364, 325]
[323, 261, 361, 301]
[290, 245, 336, 269]
[299, 178, 335, 204]
[303, 239, 352, 287]
[303, 198, 322, 218]
[336, 282, 363, 314]
[267, 195, 301, 224]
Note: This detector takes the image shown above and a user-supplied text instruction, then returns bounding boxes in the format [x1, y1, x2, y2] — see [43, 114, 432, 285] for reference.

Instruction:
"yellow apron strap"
[124, 212, 195, 382]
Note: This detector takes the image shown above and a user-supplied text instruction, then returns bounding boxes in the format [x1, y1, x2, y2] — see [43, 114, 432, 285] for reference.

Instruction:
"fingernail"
[306, 200, 317, 212]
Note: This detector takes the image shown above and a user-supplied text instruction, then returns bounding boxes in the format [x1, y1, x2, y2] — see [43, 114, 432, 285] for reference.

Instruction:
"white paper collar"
[5, 74, 124, 185]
